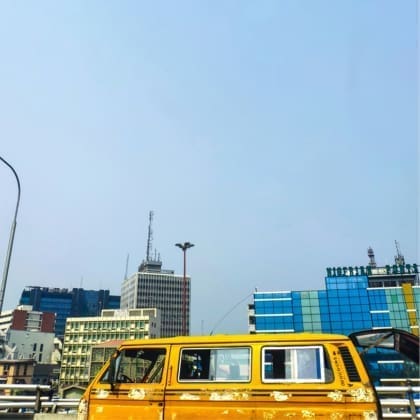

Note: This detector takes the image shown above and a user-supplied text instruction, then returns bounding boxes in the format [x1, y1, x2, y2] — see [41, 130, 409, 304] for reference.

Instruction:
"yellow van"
[78, 333, 381, 419]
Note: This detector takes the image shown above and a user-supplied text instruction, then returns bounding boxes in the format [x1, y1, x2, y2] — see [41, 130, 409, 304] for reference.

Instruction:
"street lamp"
[0, 156, 21, 315]
[175, 242, 194, 336]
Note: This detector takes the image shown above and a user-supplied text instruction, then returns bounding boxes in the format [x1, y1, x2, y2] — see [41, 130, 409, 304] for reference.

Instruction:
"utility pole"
[175, 242, 194, 335]
[0, 156, 21, 315]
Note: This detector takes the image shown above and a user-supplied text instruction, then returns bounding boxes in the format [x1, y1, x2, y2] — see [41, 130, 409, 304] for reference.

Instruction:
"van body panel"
[86, 343, 170, 419]
[79, 333, 380, 419]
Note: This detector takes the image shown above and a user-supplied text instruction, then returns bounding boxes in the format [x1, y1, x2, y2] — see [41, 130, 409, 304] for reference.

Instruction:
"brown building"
[0, 359, 36, 385]
[10, 308, 55, 333]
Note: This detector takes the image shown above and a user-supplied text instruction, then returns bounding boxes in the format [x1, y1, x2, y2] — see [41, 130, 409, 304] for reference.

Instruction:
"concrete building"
[121, 258, 190, 337]
[0, 359, 35, 385]
[248, 247, 419, 336]
[89, 339, 123, 382]
[19, 286, 120, 338]
[121, 211, 192, 337]
[0, 306, 56, 364]
[60, 308, 160, 388]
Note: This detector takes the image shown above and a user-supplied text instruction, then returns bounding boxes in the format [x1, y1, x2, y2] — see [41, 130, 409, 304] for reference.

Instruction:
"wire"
[209, 291, 254, 336]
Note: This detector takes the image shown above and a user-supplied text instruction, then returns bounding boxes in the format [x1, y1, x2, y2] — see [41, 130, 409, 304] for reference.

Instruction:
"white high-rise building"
[121, 258, 190, 338]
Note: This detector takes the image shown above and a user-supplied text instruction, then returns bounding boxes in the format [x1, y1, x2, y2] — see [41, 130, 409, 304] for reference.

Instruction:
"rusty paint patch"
[180, 393, 200, 400]
[363, 411, 377, 420]
[327, 390, 343, 402]
[95, 389, 109, 399]
[301, 409, 315, 418]
[209, 391, 249, 401]
[271, 391, 291, 401]
[349, 387, 374, 402]
[128, 388, 146, 400]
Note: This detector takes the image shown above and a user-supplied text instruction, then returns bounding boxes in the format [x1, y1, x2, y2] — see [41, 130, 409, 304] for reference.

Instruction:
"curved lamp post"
[175, 242, 194, 336]
[0, 156, 21, 314]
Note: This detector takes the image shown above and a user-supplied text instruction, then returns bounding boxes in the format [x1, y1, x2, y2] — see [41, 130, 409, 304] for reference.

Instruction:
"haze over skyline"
[0, 1, 418, 335]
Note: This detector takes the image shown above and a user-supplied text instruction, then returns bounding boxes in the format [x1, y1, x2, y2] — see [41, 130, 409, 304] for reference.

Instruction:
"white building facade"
[121, 259, 190, 337]
[60, 308, 160, 388]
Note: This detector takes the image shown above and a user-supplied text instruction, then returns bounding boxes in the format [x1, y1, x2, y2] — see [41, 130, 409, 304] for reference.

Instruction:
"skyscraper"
[121, 258, 190, 337]
[121, 212, 191, 337]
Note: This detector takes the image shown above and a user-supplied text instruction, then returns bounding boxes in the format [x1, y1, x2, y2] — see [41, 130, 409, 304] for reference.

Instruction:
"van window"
[101, 348, 166, 384]
[179, 347, 250, 382]
[263, 346, 328, 383]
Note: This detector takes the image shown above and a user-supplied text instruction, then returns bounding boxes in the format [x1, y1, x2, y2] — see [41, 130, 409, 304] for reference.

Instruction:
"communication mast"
[394, 240, 405, 265]
[138, 211, 162, 272]
[367, 246, 377, 267]
[146, 211, 154, 262]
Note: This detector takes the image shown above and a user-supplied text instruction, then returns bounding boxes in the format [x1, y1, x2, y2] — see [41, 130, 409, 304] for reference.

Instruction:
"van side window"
[100, 348, 166, 384]
[179, 348, 250, 382]
[263, 346, 329, 383]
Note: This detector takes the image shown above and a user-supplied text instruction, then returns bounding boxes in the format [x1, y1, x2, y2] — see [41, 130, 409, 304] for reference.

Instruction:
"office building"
[60, 308, 160, 388]
[121, 212, 191, 337]
[249, 247, 419, 336]
[121, 258, 190, 337]
[19, 287, 120, 338]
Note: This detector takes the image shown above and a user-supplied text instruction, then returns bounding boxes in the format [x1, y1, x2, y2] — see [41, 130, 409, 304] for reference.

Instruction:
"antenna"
[124, 253, 130, 279]
[146, 211, 154, 262]
[367, 246, 376, 267]
[394, 240, 405, 265]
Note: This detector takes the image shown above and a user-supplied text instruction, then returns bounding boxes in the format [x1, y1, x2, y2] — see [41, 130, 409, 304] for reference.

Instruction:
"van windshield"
[100, 348, 166, 384]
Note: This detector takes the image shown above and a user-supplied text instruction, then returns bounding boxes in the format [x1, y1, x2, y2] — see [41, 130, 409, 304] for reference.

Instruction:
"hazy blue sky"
[0, 1, 418, 335]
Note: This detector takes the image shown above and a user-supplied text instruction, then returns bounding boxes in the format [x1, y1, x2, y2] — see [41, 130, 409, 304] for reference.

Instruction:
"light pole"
[175, 242, 194, 336]
[0, 156, 21, 315]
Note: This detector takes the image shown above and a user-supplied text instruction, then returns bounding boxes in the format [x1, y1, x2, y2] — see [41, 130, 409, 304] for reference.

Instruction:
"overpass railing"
[0, 384, 79, 414]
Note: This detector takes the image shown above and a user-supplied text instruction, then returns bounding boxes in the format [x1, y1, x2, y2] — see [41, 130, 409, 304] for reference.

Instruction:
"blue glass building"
[19, 287, 120, 338]
[249, 263, 419, 336]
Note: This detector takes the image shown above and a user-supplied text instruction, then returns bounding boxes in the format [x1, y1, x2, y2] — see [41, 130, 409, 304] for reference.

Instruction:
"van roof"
[119, 332, 350, 348]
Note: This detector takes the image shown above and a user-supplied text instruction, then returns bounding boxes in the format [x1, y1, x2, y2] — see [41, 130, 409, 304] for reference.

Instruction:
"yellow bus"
[78, 332, 381, 419]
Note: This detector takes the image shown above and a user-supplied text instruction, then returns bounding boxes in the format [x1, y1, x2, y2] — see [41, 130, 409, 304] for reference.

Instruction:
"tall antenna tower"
[146, 211, 154, 262]
[367, 246, 377, 267]
[394, 240, 405, 265]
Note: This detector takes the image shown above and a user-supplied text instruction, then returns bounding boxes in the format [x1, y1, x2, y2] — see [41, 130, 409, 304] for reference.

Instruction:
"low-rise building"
[89, 339, 123, 382]
[0, 359, 35, 385]
[60, 308, 160, 389]
[0, 306, 56, 364]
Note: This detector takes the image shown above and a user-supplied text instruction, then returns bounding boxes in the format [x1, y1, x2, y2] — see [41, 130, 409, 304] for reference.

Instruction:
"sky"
[0, 1, 418, 335]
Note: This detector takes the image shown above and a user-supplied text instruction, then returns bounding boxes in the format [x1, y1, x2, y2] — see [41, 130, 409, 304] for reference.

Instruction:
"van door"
[164, 345, 253, 419]
[87, 345, 169, 419]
